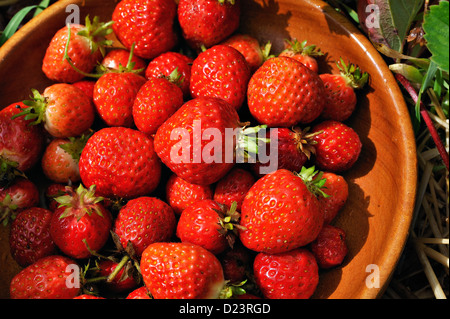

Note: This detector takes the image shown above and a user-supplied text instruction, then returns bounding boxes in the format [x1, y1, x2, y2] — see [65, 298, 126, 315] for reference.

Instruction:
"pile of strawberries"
[0, 0, 368, 299]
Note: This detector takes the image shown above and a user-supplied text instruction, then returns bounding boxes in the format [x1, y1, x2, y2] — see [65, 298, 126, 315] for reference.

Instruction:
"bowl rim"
[0, 0, 418, 299]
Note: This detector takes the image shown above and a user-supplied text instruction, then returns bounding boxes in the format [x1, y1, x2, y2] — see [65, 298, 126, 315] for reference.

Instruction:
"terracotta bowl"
[0, 0, 417, 299]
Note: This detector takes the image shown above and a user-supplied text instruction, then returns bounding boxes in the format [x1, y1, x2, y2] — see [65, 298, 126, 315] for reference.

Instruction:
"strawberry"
[310, 120, 362, 172]
[100, 48, 147, 76]
[49, 184, 113, 259]
[178, 0, 240, 50]
[239, 168, 324, 254]
[9, 207, 57, 267]
[279, 39, 323, 73]
[190, 44, 251, 110]
[0, 177, 39, 222]
[221, 33, 273, 73]
[317, 171, 349, 224]
[145, 51, 194, 99]
[126, 286, 152, 299]
[140, 242, 226, 299]
[253, 248, 319, 299]
[93, 71, 146, 127]
[113, 196, 176, 257]
[219, 243, 251, 283]
[41, 133, 91, 184]
[13, 84, 95, 138]
[132, 72, 184, 136]
[319, 59, 369, 121]
[251, 127, 317, 176]
[42, 16, 113, 83]
[247, 56, 326, 127]
[44, 183, 68, 212]
[176, 199, 241, 254]
[73, 294, 105, 299]
[213, 167, 255, 211]
[10, 255, 81, 299]
[154, 97, 264, 185]
[310, 224, 348, 269]
[165, 174, 213, 215]
[0, 102, 45, 172]
[79, 127, 162, 199]
[112, 0, 178, 60]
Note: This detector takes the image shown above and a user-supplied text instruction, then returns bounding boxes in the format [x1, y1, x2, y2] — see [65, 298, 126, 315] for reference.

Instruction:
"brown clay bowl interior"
[0, 0, 417, 299]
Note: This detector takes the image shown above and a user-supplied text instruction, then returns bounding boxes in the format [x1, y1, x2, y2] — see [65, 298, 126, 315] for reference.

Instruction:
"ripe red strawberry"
[213, 167, 255, 211]
[319, 59, 369, 121]
[97, 259, 139, 293]
[113, 196, 176, 257]
[279, 39, 323, 73]
[100, 48, 147, 76]
[140, 242, 226, 299]
[9, 207, 57, 267]
[93, 71, 146, 127]
[41, 133, 91, 184]
[165, 174, 213, 215]
[310, 224, 348, 269]
[221, 33, 273, 73]
[42, 16, 113, 83]
[0, 102, 44, 172]
[73, 294, 105, 299]
[153, 97, 238, 185]
[251, 127, 317, 176]
[310, 120, 362, 172]
[126, 286, 152, 299]
[44, 183, 68, 212]
[132, 73, 184, 135]
[14, 84, 95, 138]
[10, 255, 81, 299]
[145, 51, 194, 99]
[79, 127, 162, 199]
[190, 44, 251, 110]
[49, 184, 113, 259]
[176, 199, 240, 254]
[0, 177, 39, 221]
[317, 171, 348, 224]
[178, 0, 240, 50]
[112, 0, 178, 59]
[239, 168, 324, 254]
[247, 56, 325, 127]
[253, 248, 319, 299]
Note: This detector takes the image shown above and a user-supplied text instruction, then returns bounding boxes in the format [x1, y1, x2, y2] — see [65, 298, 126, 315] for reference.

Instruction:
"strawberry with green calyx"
[239, 168, 324, 254]
[41, 131, 92, 184]
[221, 34, 274, 73]
[13, 84, 95, 138]
[297, 165, 330, 199]
[154, 97, 268, 186]
[317, 171, 349, 224]
[49, 184, 113, 260]
[93, 44, 147, 128]
[145, 51, 194, 99]
[320, 58, 369, 121]
[43, 15, 113, 83]
[279, 39, 324, 73]
[176, 200, 244, 255]
[132, 68, 184, 135]
[0, 102, 45, 173]
[100, 48, 147, 76]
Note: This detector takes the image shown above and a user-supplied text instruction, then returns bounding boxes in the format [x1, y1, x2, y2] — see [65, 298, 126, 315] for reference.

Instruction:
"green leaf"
[423, 1, 449, 73]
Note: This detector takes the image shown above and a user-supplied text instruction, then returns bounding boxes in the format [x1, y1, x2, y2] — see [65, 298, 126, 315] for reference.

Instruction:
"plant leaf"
[423, 1, 449, 73]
